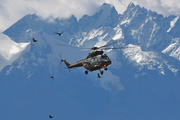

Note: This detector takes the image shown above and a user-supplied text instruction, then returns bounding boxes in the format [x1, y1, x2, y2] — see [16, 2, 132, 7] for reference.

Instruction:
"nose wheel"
[85, 70, 88, 74]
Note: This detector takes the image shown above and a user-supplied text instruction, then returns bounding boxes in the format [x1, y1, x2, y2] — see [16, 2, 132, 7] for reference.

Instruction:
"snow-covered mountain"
[0, 33, 29, 72]
[3, 3, 180, 76]
[1, 2, 180, 120]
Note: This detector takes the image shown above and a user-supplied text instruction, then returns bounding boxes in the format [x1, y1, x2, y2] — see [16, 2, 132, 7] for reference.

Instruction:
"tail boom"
[63, 60, 71, 68]
[63, 60, 84, 68]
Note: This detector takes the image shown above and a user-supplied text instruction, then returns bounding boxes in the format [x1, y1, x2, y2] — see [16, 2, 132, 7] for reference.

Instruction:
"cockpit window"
[98, 55, 110, 61]
[102, 56, 109, 60]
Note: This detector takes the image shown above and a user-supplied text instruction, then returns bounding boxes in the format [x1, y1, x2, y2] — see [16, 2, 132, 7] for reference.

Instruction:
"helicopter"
[56, 40, 131, 77]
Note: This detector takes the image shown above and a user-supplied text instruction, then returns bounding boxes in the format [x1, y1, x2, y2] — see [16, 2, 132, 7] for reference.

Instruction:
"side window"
[85, 59, 90, 63]
[91, 59, 93, 62]
[91, 58, 95, 62]
[94, 58, 96, 62]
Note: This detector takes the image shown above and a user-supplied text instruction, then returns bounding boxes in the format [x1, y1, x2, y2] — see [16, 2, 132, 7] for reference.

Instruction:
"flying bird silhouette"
[54, 31, 64, 36]
[50, 76, 54, 81]
[49, 115, 53, 118]
[32, 38, 38, 42]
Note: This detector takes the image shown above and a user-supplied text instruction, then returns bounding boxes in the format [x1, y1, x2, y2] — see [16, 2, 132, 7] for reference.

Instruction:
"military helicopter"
[56, 40, 131, 77]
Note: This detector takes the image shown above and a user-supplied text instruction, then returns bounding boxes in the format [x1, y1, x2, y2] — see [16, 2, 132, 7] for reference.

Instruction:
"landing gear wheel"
[104, 67, 108, 70]
[85, 70, 88, 74]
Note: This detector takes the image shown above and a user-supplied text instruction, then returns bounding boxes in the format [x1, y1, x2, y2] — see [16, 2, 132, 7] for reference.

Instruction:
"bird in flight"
[54, 31, 64, 36]
[50, 76, 54, 81]
[49, 115, 53, 118]
[32, 38, 38, 42]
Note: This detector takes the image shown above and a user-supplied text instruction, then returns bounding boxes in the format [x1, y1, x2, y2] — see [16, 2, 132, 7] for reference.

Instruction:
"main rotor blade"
[102, 46, 134, 50]
[98, 39, 123, 49]
[56, 39, 124, 51]
[55, 43, 90, 50]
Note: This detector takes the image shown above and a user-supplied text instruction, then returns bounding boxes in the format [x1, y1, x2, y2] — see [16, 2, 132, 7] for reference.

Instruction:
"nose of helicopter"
[103, 59, 111, 66]
[108, 60, 111, 65]
[100, 54, 111, 66]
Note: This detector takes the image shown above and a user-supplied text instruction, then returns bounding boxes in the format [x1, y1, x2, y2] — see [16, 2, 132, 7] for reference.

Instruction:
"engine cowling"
[87, 51, 103, 58]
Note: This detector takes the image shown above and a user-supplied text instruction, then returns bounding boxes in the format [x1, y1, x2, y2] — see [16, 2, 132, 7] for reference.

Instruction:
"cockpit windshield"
[98, 55, 110, 61]
[102, 56, 109, 60]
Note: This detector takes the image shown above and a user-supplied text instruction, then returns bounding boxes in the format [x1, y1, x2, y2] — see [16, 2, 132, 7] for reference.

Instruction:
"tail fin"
[59, 53, 71, 68]
[63, 60, 71, 68]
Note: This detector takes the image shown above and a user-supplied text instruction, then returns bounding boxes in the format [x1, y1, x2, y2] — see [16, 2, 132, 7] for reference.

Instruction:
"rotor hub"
[91, 47, 99, 50]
